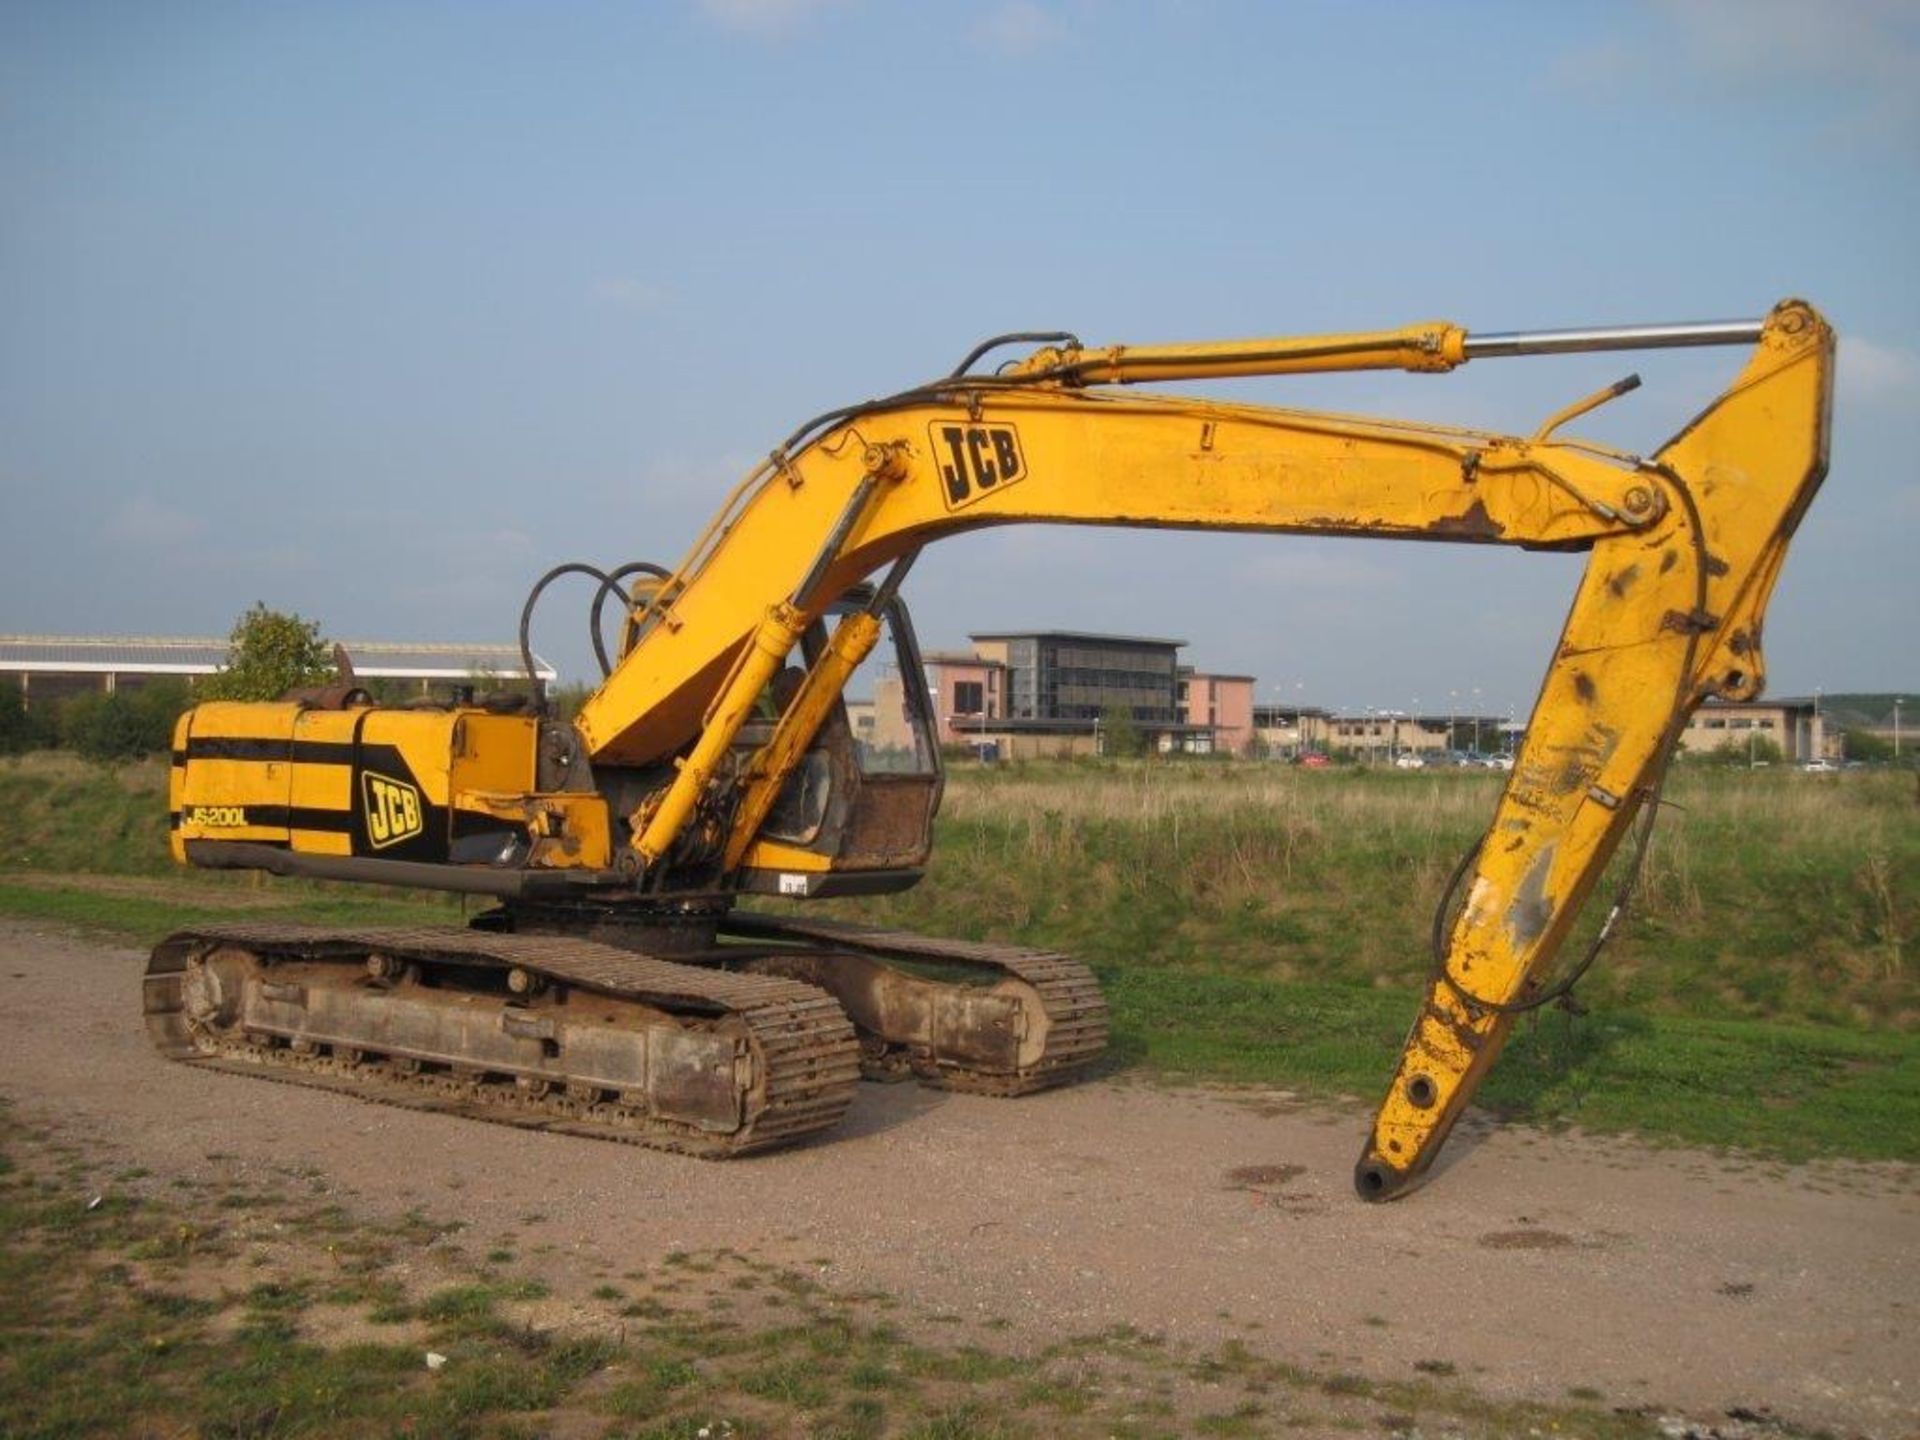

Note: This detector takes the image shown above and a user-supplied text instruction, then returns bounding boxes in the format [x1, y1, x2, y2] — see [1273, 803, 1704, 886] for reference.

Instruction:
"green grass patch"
[0, 877, 460, 945]
[0, 753, 177, 875]
[1100, 963, 1920, 1161]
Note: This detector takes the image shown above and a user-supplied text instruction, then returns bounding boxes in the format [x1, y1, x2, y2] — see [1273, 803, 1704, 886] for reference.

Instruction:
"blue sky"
[3, 0, 1914, 719]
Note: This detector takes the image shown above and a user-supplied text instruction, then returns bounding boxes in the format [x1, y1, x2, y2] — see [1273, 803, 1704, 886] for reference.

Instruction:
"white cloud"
[694, 0, 848, 38]
[974, 0, 1067, 56]
[1841, 337, 1920, 407]
[1552, 0, 1920, 140]
[105, 494, 205, 549]
[1658, 0, 1918, 90]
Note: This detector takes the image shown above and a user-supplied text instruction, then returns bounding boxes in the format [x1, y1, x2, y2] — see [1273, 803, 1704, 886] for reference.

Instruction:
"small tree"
[1844, 727, 1893, 763]
[1098, 705, 1146, 758]
[198, 603, 335, 702]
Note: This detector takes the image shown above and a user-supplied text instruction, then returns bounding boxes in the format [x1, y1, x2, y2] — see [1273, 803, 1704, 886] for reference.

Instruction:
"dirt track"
[3, 920, 1915, 1438]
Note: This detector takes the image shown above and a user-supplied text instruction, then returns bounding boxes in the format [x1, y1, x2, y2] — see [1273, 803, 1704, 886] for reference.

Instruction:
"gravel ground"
[3, 920, 1915, 1438]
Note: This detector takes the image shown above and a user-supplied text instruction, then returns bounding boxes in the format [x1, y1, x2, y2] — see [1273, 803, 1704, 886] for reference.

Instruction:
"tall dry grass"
[845, 761, 1918, 1030]
[2, 748, 1909, 1029]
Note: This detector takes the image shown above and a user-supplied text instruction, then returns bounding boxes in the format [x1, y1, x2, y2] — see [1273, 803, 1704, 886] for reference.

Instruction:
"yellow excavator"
[150, 299, 1832, 1199]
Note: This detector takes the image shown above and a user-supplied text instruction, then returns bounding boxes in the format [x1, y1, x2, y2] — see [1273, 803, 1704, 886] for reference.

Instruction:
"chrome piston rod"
[1463, 319, 1764, 359]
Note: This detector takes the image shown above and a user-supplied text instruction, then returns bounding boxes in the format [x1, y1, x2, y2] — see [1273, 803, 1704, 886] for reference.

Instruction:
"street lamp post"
[1471, 686, 1482, 756]
[1896, 698, 1903, 759]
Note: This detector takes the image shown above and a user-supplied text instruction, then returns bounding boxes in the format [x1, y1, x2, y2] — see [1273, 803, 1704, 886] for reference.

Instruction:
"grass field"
[0, 751, 1914, 1162]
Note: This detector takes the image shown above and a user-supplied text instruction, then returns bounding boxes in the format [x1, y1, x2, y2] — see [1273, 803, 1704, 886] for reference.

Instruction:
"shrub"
[1699, 736, 1784, 767]
[0, 682, 57, 754]
[56, 679, 190, 762]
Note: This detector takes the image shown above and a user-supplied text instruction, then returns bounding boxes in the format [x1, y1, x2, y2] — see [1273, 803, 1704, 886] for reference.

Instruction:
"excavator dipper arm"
[581, 301, 1831, 1197]
[1358, 303, 1831, 1195]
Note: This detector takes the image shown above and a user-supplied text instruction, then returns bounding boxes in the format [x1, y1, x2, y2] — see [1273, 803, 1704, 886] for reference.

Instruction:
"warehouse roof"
[0, 635, 556, 681]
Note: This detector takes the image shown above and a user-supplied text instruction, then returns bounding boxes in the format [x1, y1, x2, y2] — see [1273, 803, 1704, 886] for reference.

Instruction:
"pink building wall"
[925, 657, 1002, 745]
[1184, 673, 1256, 754]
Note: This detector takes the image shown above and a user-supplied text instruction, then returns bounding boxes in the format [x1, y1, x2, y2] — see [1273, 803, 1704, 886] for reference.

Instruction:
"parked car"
[1393, 753, 1426, 770]
[1482, 753, 1515, 771]
[1296, 751, 1331, 769]
[1801, 757, 1839, 773]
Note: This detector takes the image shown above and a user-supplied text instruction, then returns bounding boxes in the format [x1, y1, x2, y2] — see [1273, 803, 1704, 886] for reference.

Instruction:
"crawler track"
[143, 923, 860, 1157]
[721, 912, 1109, 1095]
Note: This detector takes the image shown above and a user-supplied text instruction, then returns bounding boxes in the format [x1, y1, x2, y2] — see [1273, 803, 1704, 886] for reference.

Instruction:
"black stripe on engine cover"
[183, 737, 360, 765]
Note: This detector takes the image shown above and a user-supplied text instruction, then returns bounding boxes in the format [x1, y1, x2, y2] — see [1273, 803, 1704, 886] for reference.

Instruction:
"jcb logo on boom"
[930, 422, 1026, 511]
[361, 772, 424, 849]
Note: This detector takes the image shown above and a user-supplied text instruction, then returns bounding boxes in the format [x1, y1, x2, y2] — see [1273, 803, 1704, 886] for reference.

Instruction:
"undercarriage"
[143, 907, 1109, 1156]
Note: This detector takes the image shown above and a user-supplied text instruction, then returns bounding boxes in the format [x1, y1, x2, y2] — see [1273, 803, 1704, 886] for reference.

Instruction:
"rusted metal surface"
[1428, 498, 1505, 541]
[282, 644, 374, 709]
[143, 923, 859, 1157]
[835, 774, 939, 869]
[742, 950, 1026, 1075]
[721, 911, 1109, 1095]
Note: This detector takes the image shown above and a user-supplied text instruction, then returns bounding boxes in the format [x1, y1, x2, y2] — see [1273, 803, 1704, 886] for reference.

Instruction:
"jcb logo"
[361, 772, 424, 849]
[930, 422, 1026, 511]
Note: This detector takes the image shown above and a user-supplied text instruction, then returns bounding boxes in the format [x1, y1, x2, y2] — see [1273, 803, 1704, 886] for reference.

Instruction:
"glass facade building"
[972, 631, 1183, 724]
